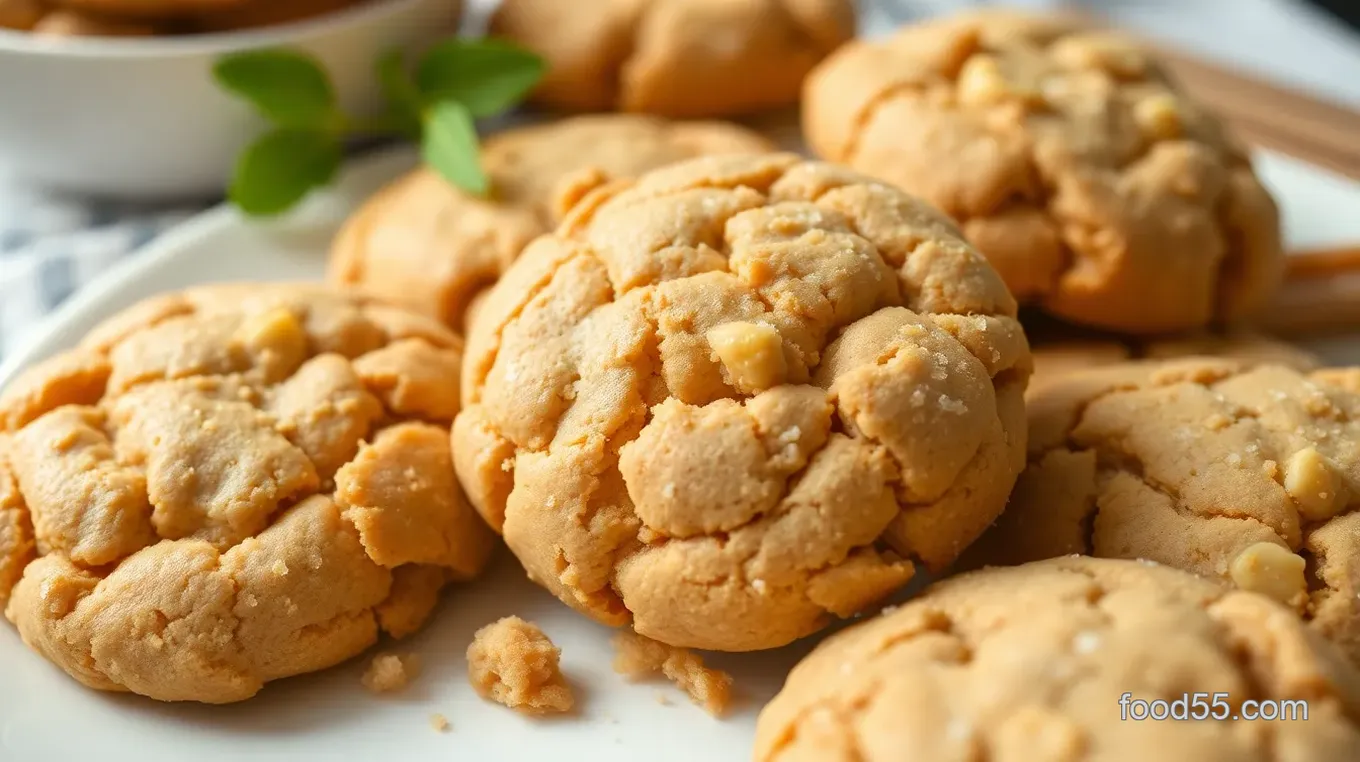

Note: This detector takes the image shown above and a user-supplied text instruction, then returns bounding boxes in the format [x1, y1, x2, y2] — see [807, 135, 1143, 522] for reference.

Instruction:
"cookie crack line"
[840, 82, 926, 169]
[2, 285, 492, 703]
[464, 155, 1024, 651]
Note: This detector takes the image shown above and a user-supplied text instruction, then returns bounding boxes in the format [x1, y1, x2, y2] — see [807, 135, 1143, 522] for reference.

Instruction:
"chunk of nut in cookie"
[1284, 447, 1349, 522]
[1229, 542, 1307, 606]
[956, 55, 1009, 107]
[707, 321, 787, 394]
[233, 307, 307, 382]
[1133, 93, 1183, 141]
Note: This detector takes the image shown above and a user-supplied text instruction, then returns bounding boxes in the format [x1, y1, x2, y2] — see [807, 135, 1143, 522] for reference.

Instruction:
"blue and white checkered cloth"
[2, 0, 1358, 362]
[0, 178, 193, 359]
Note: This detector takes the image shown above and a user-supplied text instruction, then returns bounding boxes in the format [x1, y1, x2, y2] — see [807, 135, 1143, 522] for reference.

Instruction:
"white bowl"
[0, 0, 461, 199]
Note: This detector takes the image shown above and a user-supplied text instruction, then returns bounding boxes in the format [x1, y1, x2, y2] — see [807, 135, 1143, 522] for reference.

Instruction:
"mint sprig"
[214, 39, 546, 216]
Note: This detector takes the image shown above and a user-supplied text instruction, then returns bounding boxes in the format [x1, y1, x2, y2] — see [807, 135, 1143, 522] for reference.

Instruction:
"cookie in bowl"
[328, 114, 774, 331]
[965, 357, 1360, 665]
[0, 284, 494, 703]
[454, 153, 1030, 651]
[756, 557, 1360, 761]
[803, 10, 1282, 334]
[490, 0, 855, 117]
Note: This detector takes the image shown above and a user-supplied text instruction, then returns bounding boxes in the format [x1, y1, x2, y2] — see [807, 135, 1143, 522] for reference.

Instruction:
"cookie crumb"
[467, 616, 574, 715]
[271, 559, 289, 576]
[429, 713, 450, 733]
[655, 691, 672, 706]
[361, 652, 421, 694]
[612, 630, 733, 717]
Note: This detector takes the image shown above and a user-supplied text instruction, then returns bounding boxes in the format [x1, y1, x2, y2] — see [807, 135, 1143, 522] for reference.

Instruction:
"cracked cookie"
[489, 0, 855, 117]
[803, 10, 1283, 334]
[964, 358, 1360, 666]
[453, 153, 1030, 651]
[0, 284, 495, 703]
[328, 115, 773, 331]
[755, 556, 1360, 762]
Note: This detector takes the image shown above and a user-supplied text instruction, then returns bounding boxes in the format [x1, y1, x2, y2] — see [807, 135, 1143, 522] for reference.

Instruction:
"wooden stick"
[1262, 247, 1360, 336]
[1285, 246, 1360, 279]
[1155, 50, 1360, 180]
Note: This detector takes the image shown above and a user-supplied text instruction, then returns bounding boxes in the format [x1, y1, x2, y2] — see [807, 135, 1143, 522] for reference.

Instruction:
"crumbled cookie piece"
[613, 630, 732, 717]
[966, 358, 1360, 664]
[756, 557, 1360, 761]
[454, 153, 1030, 651]
[429, 713, 450, 732]
[361, 652, 421, 694]
[490, 0, 855, 117]
[329, 114, 772, 330]
[467, 616, 574, 715]
[804, 10, 1282, 334]
[0, 284, 494, 704]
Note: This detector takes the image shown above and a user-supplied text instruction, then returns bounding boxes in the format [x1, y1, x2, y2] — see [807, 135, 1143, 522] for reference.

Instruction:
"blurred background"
[1, 0, 1358, 360]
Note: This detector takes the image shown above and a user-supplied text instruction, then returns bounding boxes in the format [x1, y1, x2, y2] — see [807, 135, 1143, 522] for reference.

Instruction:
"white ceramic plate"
[2, 146, 1360, 762]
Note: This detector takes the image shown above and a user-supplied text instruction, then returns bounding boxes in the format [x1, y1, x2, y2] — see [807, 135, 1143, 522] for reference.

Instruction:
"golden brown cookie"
[756, 556, 1360, 762]
[965, 357, 1360, 666]
[453, 153, 1030, 651]
[803, 10, 1283, 334]
[328, 115, 773, 331]
[0, 284, 494, 703]
[489, 0, 855, 117]
[1030, 332, 1318, 392]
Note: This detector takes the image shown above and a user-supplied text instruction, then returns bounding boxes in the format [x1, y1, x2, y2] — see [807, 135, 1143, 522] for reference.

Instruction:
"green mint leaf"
[421, 101, 487, 195]
[415, 39, 545, 118]
[229, 129, 342, 216]
[375, 48, 424, 138]
[214, 49, 337, 128]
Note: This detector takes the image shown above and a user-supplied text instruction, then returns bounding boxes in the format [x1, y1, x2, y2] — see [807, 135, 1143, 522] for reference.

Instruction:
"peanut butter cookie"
[328, 115, 773, 331]
[966, 358, 1360, 665]
[453, 153, 1030, 651]
[0, 284, 494, 703]
[756, 556, 1360, 762]
[803, 10, 1282, 334]
[489, 0, 855, 117]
